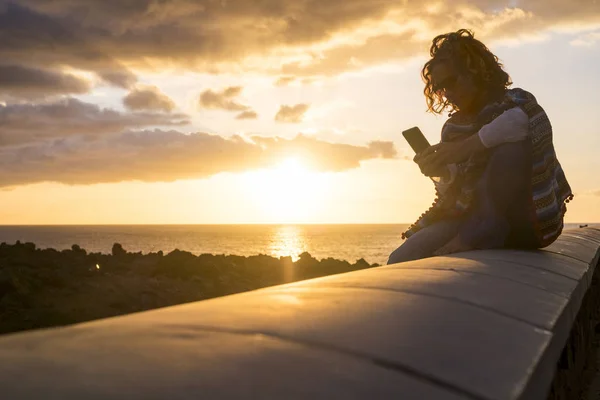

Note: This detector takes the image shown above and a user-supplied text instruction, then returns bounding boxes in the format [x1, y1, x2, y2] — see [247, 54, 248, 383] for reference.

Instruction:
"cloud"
[123, 86, 176, 112]
[12, 0, 395, 65]
[199, 86, 250, 112]
[98, 70, 138, 89]
[250, 135, 397, 171]
[0, 64, 91, 99]
[2, 0, 597, 81]
[0, 2, 138, 88]
[236, 110, 258, 120]
[275, 104, 310, 123]
[281, 30, 425, 77]
[199, 86, 258, 119]
[275, 76, 297, 86]
[570, 30, 600, 47]
[0, 98, 189, 146]
[0, 131, 397, 187]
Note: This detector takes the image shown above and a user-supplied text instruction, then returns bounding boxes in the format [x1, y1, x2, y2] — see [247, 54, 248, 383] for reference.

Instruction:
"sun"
[241, 157, 330, 223]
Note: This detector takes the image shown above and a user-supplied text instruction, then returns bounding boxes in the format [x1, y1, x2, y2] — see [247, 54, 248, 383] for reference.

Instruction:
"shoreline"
[0, 241, 379, 336]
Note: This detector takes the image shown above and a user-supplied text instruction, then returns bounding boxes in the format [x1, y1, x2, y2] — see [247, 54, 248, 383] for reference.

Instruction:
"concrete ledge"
[0, 228, 599, 400]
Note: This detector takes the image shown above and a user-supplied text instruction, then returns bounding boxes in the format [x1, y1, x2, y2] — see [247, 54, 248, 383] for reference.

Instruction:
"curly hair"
[421, 29, 512, 115]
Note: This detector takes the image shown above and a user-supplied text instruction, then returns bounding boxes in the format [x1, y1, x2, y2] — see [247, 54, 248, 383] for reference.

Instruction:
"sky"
[0, 0, 598, 224]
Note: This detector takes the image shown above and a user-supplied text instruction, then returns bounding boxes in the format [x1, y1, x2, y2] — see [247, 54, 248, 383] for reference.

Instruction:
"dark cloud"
[0, 131, 397, 187]
[123, 86, 176, 112]
[0, 1, 597, 81]
[0, 1, 401, 79]
[236, 110, 258, 120]
[0, 98, 189, 146]
[0, 64, 91, 99]
[98, 70, 138, 89]
[275, 104, 310, 123]
[0, 2, 137, 88]
[199, 86, 250, 112]
[15, 0, 395, 58]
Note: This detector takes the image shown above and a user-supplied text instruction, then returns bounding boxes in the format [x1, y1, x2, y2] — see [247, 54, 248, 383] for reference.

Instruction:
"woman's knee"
[387, 220, 461, 264]
[488, 141, 529, 170]
[387, 243, 423, 265]
[479, 141, 530, 197]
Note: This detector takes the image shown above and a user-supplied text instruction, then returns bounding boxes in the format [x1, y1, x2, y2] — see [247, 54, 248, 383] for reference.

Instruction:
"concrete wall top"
[0, 228, 599, 400]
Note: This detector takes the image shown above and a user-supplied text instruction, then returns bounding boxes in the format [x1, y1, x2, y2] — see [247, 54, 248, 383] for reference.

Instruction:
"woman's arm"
[415, 106, 530, 175]
[477, 107, 529, 148]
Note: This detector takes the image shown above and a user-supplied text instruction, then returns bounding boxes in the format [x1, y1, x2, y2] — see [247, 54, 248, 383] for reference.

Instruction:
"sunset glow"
[0, 1, 596, 224]
[243, 158, 331, 223]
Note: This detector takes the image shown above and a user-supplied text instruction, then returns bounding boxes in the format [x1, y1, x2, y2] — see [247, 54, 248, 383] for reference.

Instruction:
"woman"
[387, 29, 573, 264]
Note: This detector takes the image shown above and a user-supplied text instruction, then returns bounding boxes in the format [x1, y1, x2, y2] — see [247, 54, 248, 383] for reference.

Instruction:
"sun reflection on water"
[269, 225, 306, 261]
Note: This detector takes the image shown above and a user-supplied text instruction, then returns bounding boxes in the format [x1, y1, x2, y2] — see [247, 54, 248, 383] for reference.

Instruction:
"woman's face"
[430, 60, 480, 113]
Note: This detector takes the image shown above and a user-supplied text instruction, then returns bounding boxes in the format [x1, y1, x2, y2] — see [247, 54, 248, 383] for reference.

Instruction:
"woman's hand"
[414, 148, 448, 177]
[414, 134, 485, 177]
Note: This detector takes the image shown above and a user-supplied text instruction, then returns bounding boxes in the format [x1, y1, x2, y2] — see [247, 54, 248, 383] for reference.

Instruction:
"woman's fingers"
[414, 143, 440, 163]
[422, 150, 446, 168]
[421, 143, 441, 157]
[415, 139, 478, 178]
[414, 142, 463, 177]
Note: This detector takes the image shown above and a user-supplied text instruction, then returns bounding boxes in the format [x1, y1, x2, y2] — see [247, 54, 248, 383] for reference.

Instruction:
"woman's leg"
[458, 141, 532, 249]
[389, 141, 532, 264]
[387, 219, 463, 264]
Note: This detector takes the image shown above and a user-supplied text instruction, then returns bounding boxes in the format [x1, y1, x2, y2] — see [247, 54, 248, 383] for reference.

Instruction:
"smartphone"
[402, 127, 431, 154]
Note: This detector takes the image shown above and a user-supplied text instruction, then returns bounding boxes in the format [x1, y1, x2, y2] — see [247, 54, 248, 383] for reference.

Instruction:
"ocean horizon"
[0, 223, 596, 266]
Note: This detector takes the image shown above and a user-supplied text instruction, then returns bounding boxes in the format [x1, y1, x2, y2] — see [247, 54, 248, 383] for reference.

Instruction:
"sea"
[0, 223, 596, 266]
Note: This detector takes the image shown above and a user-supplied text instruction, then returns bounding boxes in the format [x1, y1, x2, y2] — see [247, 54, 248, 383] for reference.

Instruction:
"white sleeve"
[478, 107, 529, 148]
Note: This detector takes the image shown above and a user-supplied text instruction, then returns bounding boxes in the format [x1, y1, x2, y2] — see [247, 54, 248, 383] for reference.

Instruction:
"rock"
[112, 243, 126, 257]
[0, 240, 376, 336]
[71, 244, 87, 255]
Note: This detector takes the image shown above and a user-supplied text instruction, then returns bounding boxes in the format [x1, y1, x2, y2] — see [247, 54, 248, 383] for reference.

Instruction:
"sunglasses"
[432, 74, 459, 94]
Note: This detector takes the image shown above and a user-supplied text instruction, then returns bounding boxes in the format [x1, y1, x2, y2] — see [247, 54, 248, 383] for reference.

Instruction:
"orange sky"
[0, 0, 598, 224]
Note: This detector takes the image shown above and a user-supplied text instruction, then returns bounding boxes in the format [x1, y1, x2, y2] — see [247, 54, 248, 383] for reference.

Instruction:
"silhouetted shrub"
[0, 242, 378, 335]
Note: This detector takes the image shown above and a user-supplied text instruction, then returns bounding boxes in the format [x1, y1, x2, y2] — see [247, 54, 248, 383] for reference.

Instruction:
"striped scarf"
[402, 88, 573, 248]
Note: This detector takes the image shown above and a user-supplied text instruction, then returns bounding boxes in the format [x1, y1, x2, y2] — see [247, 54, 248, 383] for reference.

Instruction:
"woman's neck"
[462, 87, 505, 116]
